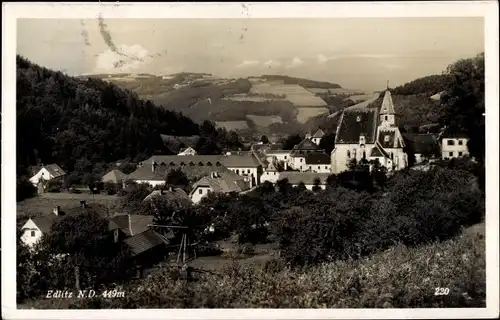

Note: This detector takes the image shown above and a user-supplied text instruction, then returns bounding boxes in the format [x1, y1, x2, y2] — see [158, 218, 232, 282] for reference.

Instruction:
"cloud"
[236, 60, 260, 68]
[263, 59, 281, 68]
[316, 54, 339, 64]
[286, 57, 304, 69]
[95, 44, 153, 72]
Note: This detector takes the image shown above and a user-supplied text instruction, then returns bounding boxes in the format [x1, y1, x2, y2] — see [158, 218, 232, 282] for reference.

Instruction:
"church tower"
[380, 81, 396, 127]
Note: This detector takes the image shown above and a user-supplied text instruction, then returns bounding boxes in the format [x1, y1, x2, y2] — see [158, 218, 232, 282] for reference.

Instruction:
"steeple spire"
[386, 80, 389, 90]
[380, 89, 396, 115]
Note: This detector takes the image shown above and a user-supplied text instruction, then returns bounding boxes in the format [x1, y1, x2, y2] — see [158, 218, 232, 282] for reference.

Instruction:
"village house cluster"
[21, 89, 471, 251]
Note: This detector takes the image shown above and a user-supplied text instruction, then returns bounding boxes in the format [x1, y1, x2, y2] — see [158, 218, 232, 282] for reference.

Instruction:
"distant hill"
[390, 74, 450, 96]
[17, 55, 200, 177]
[260, 75, 342, 89]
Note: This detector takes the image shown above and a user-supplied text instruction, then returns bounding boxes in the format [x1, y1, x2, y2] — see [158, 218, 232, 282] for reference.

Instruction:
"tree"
[17, 177, 37, 201]
[260, 135, 270, 144]
[282, 134, 303, 150]
[166, 168, 189, 189]
[439, 53, 485, 163]
[312, 178, 322, 192]
[318, 132, 335, 154]
[297, 181, 307, 191]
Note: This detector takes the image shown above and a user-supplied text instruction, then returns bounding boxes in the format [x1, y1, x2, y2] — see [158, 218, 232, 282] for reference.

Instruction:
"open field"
[223, 96, 275, 102]
[296, 107, 329, 123]
[250, 83, 327, 107]
[215, 120, 249, 131]
[17, 193, 121, 216]
[246, 114, 283, 127]
[348, 93, 377, 103]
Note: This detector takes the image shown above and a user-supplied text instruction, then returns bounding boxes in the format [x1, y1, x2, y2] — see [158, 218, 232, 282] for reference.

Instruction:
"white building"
[177, 147, 197, 156]
[29, 164, 66, 187]
[440, 133, 469, 160]
[277, 172, 330, 191]
[289, 138, 325, 170]
[305, 129, 325, 146]
[331, 89, 407, 173]
[189, 171, 250, 204]
[260, 162, 280, 183]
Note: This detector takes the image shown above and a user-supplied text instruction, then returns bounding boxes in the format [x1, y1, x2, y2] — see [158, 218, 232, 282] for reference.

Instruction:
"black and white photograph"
[2, 2, 499, 319]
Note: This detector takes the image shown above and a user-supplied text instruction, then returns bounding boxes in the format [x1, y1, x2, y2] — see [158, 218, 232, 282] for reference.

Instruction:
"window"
[384, 135, 390, 142]
[447, 140, 455, 146]
[363, 151, 366, 159]
[458, 152, 463, 156]
[199, 189, 203, 194]
[325, 166, 328, 169]
[31, 230, 36, 237]
[317, 166, 320, 170]
[284, 156, 287, 160]
[236, 169, 239, 174]
[458, 140, 463, 146]
[300, 166, 302, 170]
[385, 116, 388, 121]
[356, 116, 361, 122]
[347, 150, 351, 158]
[449, 152, 454, 157]
[300, 158, 303, 163]
[390, 152, 394, 160]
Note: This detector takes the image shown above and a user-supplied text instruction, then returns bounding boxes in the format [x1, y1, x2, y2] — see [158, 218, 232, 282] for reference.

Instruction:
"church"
[330, 88, 408, 174]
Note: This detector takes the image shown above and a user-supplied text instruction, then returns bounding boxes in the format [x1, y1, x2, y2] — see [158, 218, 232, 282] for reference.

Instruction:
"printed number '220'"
[434, 287, 450, 296]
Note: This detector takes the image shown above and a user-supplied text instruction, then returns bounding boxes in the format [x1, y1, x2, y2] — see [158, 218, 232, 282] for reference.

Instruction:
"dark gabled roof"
[30, 216, 57, 234]
[378, 130, 396, 149]
[43, 164, 66, 178]
[335, 109, 378, 144]
[143, 188, 192, 207]
[278, 172, 330, 185]
[109, 214, 154, 237]
[404, 133, 440, 155]
[293, 138, 322, 151]
[123, 229, 168, 256]
[190, 172, 248, 195]
[304, 153, 331, 165]
[369, 141, 391, 159]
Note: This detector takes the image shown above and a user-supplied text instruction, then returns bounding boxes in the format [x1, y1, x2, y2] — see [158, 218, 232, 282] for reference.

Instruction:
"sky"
[17, 17, 484, 91]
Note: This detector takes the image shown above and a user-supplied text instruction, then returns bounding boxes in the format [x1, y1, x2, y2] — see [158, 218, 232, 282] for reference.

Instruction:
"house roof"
[441, 132, 469, 139]
[29, 204, 110, 235]
[143, 188, 192, 207]
[404, 133, 440, 155]
[178, 147, 197, 154]
[369, 141, 391, 159]
[312, 129, 325, 138]
[123, 229, 168, 256]
[265, 162, 278, 172]
[380, 90, 396, 115]
[126, 160, 236, 182]
[335, 109, 378, 144]
[109, 214, 154, 237]
[250, 143, 284, 152]
[190, 172, 248, 195]
[43, 164, 66, 178]
[147, 154, 261, 168]
[304, 153, 331, 165]
[102, 169, 127, 183]
[278, 172, 330, 185]
[292, 138, 323, 151]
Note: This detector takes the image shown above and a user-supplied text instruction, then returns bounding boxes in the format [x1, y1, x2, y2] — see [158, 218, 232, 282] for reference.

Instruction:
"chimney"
[80, 200, 86, 208]
[53, 205, 60, 216]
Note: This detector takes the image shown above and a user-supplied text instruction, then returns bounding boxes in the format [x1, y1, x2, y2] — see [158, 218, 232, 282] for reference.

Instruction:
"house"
[128, 154, 262, 188]
[143, 187, 192, 208]
[101, 169, 127, 184]
[304, 153, 331, 173]
[330, 89, 407, 173]
[403, 133, 441, 164]
[20, 202, 110, 249]
[260, 162, 280, 183]
[177, 147, 197, 156]
[189, 171, 250, 204]
[306, 129, 325, 146]
[440, 132, 469, 160]
[29, 164, 66, 187]
[277, 172, 330, 190]
[289, 138, 325, 170]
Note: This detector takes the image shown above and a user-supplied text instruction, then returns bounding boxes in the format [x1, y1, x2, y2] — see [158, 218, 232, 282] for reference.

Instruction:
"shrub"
[17, 177, 37, 201]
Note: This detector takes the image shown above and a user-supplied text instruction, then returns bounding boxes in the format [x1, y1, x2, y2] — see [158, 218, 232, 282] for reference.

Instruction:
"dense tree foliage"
[261, 75, 341, 89]
[439, 53, 485, 163]
[281, 133, 304, 150]
[17, 55, 199, 178]
[391, 74, 450, 96]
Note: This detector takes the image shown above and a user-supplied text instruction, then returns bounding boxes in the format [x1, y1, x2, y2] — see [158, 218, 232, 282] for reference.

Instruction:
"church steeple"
[380, 83, 396, 127]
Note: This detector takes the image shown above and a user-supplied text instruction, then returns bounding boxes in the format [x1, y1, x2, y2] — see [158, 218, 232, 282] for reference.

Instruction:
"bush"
[17, 177, 37, 201]
[46, 180, 62, 193]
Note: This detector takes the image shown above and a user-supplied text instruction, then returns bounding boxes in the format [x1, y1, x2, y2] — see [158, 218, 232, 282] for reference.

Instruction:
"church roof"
[292, 138, 323, 151]
[380, 90, 396, 115]
[369, 141, 391, 159]
[312, 129, 325, 138]
[335, 109, 379, 144]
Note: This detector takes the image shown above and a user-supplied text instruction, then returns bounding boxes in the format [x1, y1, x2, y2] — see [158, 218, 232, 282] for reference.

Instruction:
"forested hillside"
[390, 74, 450, 96]
[16, 55, 200, 178]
